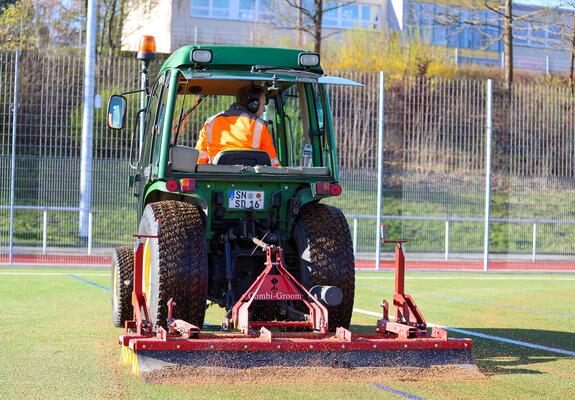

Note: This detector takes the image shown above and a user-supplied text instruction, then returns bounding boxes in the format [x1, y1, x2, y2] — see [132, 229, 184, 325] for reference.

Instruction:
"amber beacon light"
[137, 35, 157, 62]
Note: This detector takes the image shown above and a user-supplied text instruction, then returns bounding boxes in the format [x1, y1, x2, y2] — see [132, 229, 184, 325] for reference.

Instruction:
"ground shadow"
[348, 324, 574, 376]
[452, 328, 574, 376]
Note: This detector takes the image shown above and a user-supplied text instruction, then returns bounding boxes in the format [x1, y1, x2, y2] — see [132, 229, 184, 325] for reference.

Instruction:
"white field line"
[0, 272, 108, 276]
[353, 308, 575, 357]
[356, 276, 575, 281]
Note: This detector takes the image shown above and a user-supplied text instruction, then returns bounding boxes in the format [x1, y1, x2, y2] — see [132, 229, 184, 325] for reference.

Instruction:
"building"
[122, 0, 409, 52]
[122, 0, 574, 73]
[409, 1, 574, 73]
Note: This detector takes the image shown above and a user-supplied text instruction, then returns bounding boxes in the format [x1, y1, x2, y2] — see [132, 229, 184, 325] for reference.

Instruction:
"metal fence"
[1, 51, 574, 270]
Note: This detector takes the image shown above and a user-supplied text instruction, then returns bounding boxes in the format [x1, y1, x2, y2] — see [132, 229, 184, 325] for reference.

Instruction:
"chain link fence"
[1, 51, 574, 269]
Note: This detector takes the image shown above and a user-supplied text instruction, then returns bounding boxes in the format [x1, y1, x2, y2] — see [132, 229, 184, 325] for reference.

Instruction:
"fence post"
[375, 71, 385, 270]
[532, 223, 537, 262]
[483, 79, 493, 272]
[8, 51, 20, 265]
[88, 212, 93, 255]
[42, 209, 48, 254]
[353, 217, 358, 257]
[444, 220, 449, 261]
[79, 0, 97, 241]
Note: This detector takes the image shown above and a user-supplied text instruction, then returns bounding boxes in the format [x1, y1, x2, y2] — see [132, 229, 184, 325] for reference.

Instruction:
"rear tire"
[139, 200, 208, 328]
[294, 202, 355, 331]
[112, 245, 134, 328]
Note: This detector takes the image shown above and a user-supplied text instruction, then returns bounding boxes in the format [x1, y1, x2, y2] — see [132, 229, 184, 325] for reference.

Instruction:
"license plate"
[228, 190, 265, 210]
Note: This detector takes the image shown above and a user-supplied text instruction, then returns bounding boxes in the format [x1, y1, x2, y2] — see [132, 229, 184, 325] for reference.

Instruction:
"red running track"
[1, 254, 574, 271]
[355, 259, 575, 271]
[0, 254, 112, 265]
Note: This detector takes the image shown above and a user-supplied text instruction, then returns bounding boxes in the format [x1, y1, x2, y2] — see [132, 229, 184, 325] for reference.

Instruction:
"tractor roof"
[159, 45, 324, 76]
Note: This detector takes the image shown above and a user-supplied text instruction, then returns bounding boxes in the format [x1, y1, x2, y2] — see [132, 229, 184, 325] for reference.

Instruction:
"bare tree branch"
[277, 0, 362, 54]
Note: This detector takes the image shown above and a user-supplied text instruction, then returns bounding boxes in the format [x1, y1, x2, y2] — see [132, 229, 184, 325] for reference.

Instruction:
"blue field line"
[204, 324, 223, 331]
[371, 383, 425, 400]
[68, 274, 111, 291]
[356, 283, 575, 318]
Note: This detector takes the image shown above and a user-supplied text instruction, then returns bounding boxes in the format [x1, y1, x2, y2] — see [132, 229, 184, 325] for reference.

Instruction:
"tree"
[0, 0, 17, 10]
[569, 13, 575, 90]
[0, 0, 37, 50]
[0, 0, 156, 55]
[323, 28, 456, 79]
[0, 0, 85, 51]
[543, 2, 575, 90]
[277, 0, 357, 54]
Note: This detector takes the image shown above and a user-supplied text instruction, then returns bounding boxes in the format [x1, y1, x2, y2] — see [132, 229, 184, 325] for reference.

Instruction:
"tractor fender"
[142, 181, 207, 215]
[293, 186, 315, 210]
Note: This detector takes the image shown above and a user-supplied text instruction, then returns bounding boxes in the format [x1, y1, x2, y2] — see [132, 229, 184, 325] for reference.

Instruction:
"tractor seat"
[213, 150, 271, 167]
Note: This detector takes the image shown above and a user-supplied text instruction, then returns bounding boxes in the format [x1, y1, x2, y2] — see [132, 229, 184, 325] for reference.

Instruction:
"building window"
[323, 2, 380, 30]
[513, 21, 530, 46]
[513, 22, 562, 49]
[190, 0, 271, 21]
[191, 0, 210, 16]
[238, 0, 256, 20]
[213, 0, 230, 17]
[191, 0, 230, 18]
[410, 3, 502, 52]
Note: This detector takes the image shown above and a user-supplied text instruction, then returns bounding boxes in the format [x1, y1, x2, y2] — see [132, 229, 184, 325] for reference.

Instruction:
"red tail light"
[166, 180, 179, 192]
[330, 183, 342, 196]
[315, 182, 342, 196]
[315, 182, 331, 195]
[180, 178, 196, 192]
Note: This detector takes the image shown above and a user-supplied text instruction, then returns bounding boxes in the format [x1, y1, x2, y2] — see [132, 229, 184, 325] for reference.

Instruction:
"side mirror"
[107, 95, 127, 130]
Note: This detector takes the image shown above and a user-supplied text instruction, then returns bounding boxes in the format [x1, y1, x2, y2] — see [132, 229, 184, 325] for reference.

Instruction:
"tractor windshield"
[170, 74, 328, 169]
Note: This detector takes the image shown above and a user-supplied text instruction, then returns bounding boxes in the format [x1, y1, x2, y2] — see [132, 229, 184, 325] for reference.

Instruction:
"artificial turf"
[0, 269, 573, 399]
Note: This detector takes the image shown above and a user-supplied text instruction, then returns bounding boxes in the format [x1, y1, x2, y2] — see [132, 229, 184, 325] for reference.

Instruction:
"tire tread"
[296, 203, 355, 330]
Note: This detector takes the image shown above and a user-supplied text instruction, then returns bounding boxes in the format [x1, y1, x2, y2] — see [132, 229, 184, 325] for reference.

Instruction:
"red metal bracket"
[125, 235, 159, 337]
[378, 239, 446, 339]
[166, 298, 201, 339]
[231, 242, 329, 334]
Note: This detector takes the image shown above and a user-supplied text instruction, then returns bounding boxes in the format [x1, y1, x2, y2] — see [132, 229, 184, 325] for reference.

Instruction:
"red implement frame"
[377, 239, 448, 340]
[119, 236, 471, 373]
[231, 239, 329, 334]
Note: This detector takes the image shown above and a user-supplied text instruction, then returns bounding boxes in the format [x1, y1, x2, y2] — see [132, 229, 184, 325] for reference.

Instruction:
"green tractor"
[108, 40, 362, 333]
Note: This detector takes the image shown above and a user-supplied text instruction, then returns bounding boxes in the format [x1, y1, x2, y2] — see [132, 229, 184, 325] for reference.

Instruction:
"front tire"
[294, 203, 355, 331]
[138, 200, 208, 328]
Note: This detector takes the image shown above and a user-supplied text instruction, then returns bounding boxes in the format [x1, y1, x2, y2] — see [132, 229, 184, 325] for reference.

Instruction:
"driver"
[195, 85, 280, 166]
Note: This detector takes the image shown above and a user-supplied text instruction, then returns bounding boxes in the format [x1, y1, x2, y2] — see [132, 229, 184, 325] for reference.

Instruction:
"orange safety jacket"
[195, 104, 279, 166]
